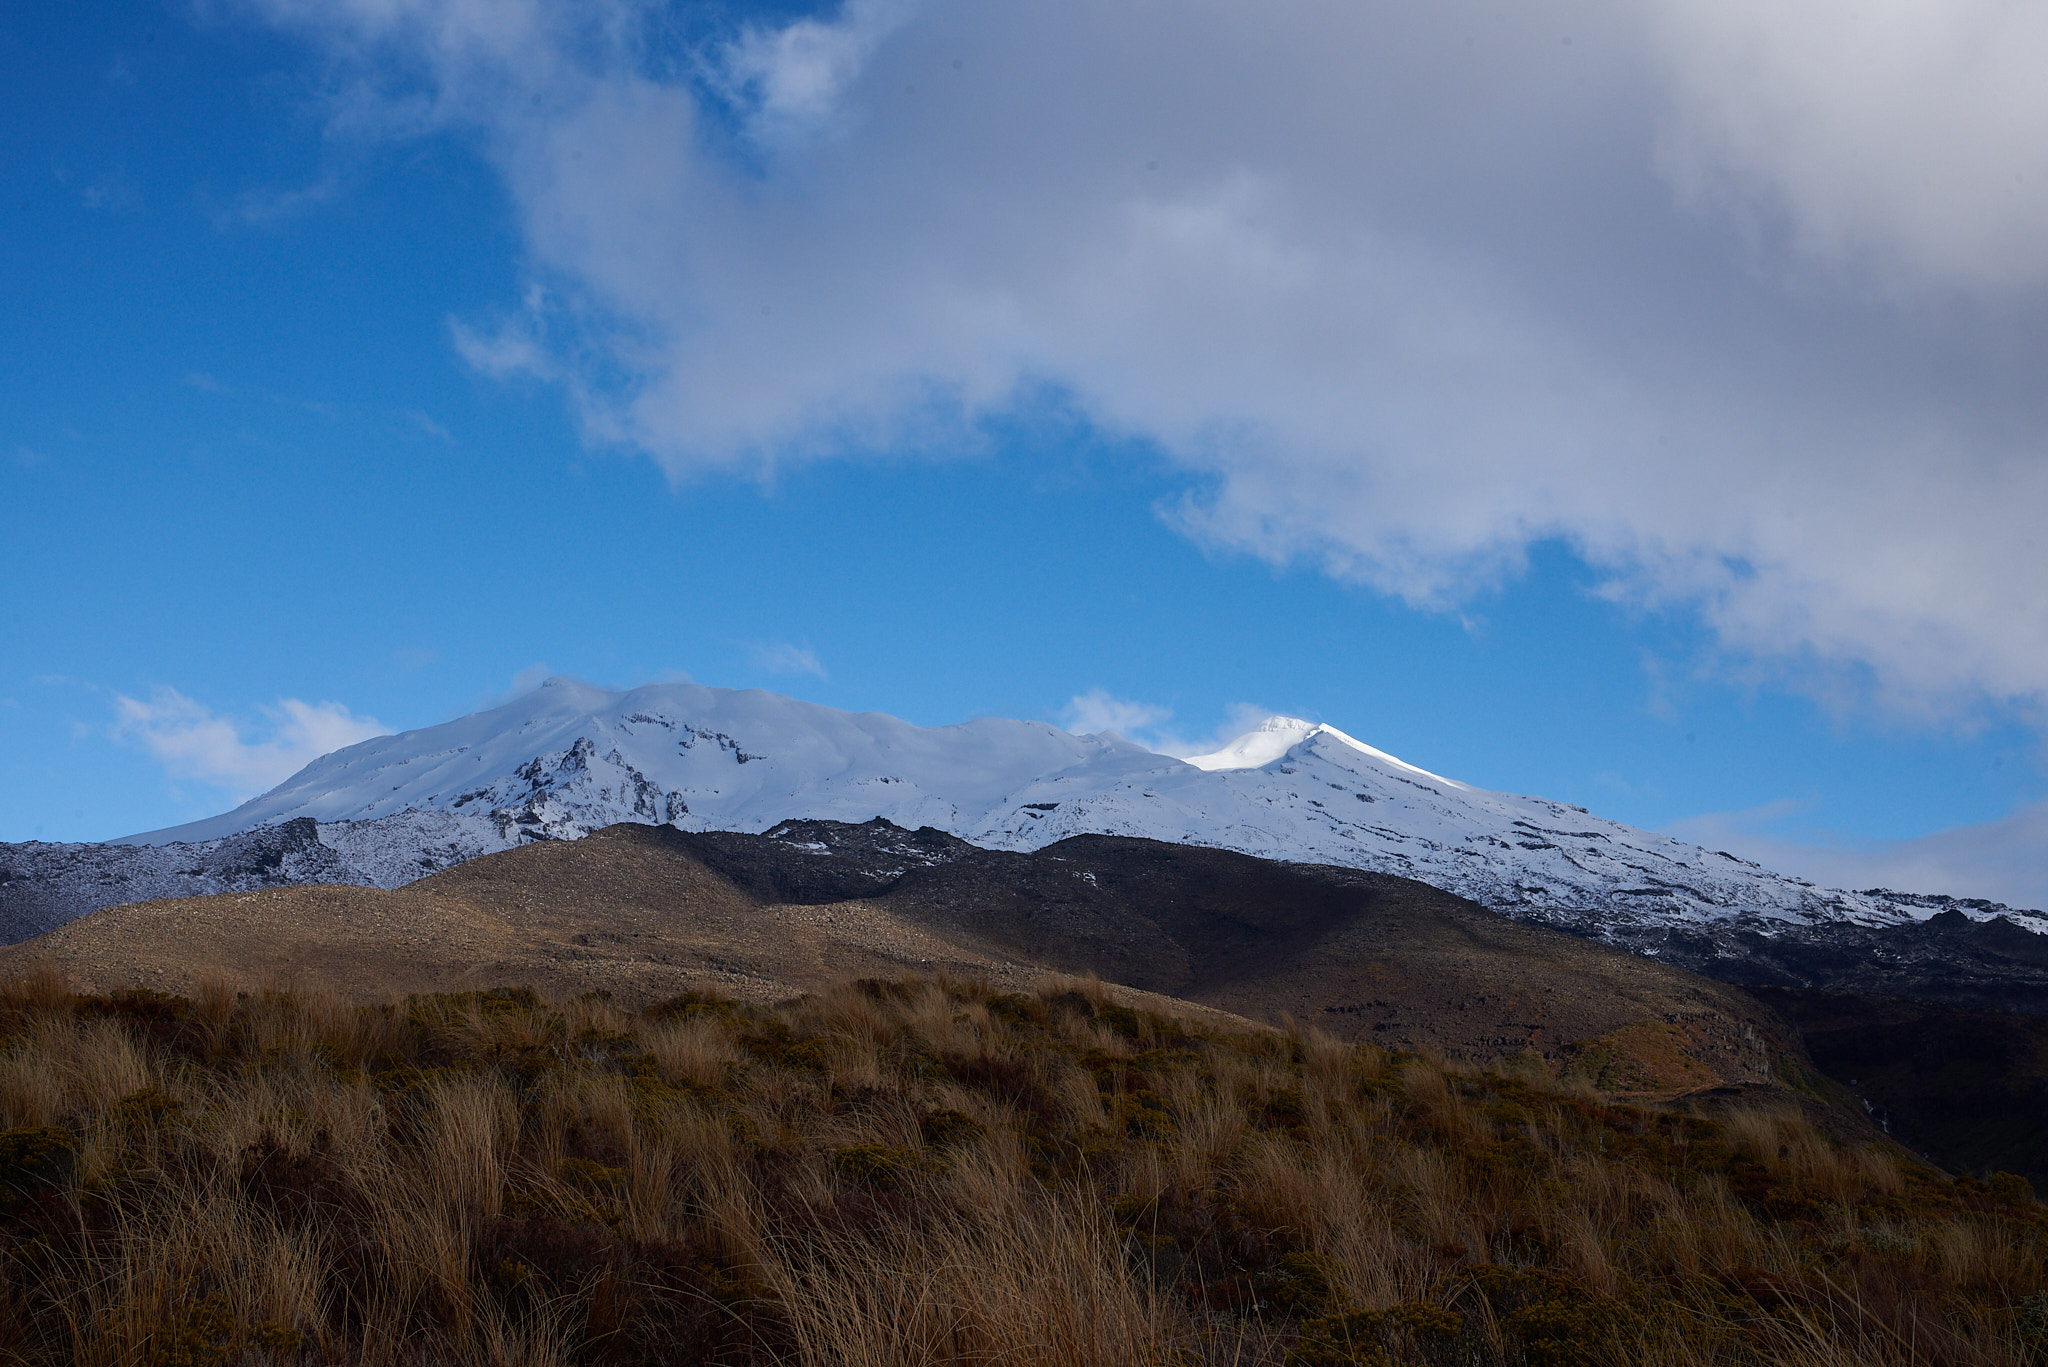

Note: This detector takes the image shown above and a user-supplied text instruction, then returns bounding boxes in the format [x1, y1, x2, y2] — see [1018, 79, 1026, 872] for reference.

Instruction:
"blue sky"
[6, 0, 2048, 907]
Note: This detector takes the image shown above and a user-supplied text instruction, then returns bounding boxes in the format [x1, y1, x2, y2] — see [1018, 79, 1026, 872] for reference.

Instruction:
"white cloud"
[1061, 691, 1278, 761]
[1648, 0, 2048, 290]
[718, 0, 914, 140]
[749, 642, 827, 678]
[1669, 800, 2048, 913]
[508, 663, 552, 694]
[236, 0, 2048, 722]
[215, 174, 342, 228]
[1061, 689, 1172, 740]
[112, 687, 389, 800]
[1151, 703, 1293, 762]
[79, 168, 142, 213]
[450, 304, 555, 383]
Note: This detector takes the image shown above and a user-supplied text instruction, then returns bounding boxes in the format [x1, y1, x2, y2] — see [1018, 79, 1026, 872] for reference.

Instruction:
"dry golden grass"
[0, 972, 2041, 1366]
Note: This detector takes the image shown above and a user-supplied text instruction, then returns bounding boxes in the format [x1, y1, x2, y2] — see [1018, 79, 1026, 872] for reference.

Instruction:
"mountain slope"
[130, 679, 2042, 938]
[0, 819, 1799, 1090]
[0, 818, 371, 944]
[1, 678, 2028, 956]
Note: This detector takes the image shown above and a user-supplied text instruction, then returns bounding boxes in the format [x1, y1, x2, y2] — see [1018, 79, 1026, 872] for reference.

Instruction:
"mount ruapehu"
[5, 679, 2046, 1181]
[5, 678, 2041, 1000]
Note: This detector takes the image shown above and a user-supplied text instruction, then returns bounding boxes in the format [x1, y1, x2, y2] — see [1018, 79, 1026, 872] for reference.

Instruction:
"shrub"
[830, 1143, 920, 1191]
[1996, 1171, 2038, 1206]
[918, 1107, 985, 1150]
[1290, 1301, 1463, 1366]
[0, 1125, 77, 1208]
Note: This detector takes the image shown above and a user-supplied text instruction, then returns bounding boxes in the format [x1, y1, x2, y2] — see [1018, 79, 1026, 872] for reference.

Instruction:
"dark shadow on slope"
[1746, 987, 2048, 1191]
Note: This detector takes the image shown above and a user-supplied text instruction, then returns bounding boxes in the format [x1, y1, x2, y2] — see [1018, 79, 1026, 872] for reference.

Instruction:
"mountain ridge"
[6, 679, 2041, 958]
[0, 818, 1804, 1093]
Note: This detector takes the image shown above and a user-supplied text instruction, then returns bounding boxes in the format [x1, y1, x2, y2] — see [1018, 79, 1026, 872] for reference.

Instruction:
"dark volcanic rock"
[678, 818, 976, 903]
[1630, 912, 2048, 1014]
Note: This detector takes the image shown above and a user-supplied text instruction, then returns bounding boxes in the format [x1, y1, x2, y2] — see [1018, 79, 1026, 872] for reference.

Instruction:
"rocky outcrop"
[0, 818, 371, 944]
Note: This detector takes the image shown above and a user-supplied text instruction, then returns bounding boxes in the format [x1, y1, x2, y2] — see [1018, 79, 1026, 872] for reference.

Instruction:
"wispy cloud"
[1668, 800, 2048, 912]
[79, 168, 141, 213]
[1061, 690, 1277, 760]
[748, 642, 827, 679]
[215, 174, 341, 228]
[449, 290, 560, 383]
[1062, 689, 1172, 739]
[716, 0, 915, 144]
[405, 410, 454, 442]
[111, 687, 389, 801]
[182, 371, 229, 394]
[470, 664, 556, 713]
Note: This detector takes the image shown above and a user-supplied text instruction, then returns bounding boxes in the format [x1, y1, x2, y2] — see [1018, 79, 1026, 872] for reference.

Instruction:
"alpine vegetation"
[1, 972, 2042, 1366]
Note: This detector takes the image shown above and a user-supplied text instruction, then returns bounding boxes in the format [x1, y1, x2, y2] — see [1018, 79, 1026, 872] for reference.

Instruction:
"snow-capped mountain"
[110, 678, 2043, 947]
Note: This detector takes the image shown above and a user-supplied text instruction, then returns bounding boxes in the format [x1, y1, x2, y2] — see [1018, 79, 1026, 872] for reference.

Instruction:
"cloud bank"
[113, 688, 389, 800]
[243, 0, 2048, 720]
[1671, 800, 2048, 914]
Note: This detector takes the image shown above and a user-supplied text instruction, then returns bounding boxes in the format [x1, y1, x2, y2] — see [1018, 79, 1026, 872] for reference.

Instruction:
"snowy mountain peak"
[113, 681, 2044, 947]
[1298, 726, 1469, 791]
[1182, 716, 1322, 770]
[1184, 715, 1467, 791]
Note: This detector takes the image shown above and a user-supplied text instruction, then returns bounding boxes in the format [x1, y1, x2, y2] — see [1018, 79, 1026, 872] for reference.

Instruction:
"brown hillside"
[0, 826, 1237, 1027]
[0, 821, 1805, 1089]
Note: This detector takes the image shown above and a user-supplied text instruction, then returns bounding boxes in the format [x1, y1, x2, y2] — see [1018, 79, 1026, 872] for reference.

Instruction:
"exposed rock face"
[1628, 909, 2048, 1014]
[0, 819, 370, 944]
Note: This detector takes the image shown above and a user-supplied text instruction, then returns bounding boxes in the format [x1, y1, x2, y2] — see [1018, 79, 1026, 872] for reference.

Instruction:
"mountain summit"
[1183, 716, 1463, 788]
[101, 680, 2040, 951]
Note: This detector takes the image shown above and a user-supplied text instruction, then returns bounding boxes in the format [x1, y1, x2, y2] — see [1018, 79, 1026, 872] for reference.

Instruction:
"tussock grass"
[0, 973, 2042, 1365]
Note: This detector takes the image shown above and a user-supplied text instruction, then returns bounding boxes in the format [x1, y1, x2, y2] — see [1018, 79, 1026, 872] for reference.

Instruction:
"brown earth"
[0, 820, 1807, 1090]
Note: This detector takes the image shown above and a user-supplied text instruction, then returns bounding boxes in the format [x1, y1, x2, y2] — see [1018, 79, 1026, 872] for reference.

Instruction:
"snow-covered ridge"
[117, 677, 2044, 942]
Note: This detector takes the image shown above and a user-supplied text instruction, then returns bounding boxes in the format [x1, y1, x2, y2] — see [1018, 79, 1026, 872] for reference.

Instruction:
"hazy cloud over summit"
[113, 688, 389, 801]
[244, 0, 2048, 723]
